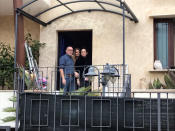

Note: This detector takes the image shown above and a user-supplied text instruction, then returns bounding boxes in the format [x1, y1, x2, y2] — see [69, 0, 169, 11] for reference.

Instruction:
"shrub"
[164, 74, 175, 89]
[152, 78, 162, 89]
[0, 33, 46, 90]
[149, 78, 163, 89]
[0, 42, 14, 89]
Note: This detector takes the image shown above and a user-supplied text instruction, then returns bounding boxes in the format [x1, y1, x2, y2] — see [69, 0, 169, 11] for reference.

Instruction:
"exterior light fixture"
[110, 66, 120, 83]
[84, 66, 98, 81]
[84, 63, 120, 96]
[100, 63, 114, 82]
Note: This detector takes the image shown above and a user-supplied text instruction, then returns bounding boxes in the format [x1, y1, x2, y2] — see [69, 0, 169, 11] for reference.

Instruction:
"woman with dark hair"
[72, 48, 80, 88]
[75, 48, 90, 88]
[72, 48, 80, 63]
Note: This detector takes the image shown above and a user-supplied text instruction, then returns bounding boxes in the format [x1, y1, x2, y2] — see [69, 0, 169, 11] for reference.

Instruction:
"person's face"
[81, 49, 87, 57]
[66, 47, 73, 56]
[75, 49, 80, 57]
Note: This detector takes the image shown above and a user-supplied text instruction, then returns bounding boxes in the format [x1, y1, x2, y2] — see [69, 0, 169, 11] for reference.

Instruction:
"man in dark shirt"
[59, 46, 79, 95]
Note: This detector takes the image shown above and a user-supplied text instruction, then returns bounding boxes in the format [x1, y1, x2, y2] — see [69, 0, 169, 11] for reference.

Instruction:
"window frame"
[154, 19, 174, 68]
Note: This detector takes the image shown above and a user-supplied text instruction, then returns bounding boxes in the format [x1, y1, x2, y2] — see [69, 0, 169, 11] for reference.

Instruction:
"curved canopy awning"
[16, 0, 138, 26]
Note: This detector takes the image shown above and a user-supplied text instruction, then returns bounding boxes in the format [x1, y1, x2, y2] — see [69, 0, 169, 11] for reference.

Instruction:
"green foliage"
[9, 96, 17, 102]
[149, 72, 175, 89]
[18, 67, 35, 89]
[149, 78, 162, 89]
[2, 96, 17, 122]
[71, 86, 91, 95]
[87, 91, 100, 96]
[0, 34, 46, 90]
[0, 42, 14, 89]
[168, 71, 175, 80]
[2, 116, 16, 122]
[148, 81, 154, 89]
[153, 78, 162, 89]
[59, 87, 100, 96]
[3, 107, 16, 112]
[164, 74, 175, 89]
[25, 33, 46, 68]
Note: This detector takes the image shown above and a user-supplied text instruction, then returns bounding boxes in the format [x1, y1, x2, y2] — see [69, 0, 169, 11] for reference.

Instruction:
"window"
[154, 19, 174, 69]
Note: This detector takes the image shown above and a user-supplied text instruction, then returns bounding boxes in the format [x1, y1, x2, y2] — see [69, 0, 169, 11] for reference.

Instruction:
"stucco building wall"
[38, 0, 175, 90]
[0, 15, 15, 46]
[0, 15, 40, 47]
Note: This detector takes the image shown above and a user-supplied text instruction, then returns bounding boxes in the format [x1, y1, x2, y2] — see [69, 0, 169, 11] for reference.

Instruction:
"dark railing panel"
[18, 92, 175, 131]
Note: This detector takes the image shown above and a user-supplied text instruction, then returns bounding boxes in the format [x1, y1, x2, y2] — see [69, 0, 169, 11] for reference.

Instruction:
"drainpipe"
[13, 0, 25, 67]
[13, 1, 24, 131]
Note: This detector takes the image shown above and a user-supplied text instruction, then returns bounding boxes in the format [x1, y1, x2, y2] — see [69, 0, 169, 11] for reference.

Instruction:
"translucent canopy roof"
[16, 0, 138, 26]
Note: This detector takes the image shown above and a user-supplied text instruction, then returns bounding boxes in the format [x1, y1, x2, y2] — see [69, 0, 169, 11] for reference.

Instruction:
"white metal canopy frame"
[14, 0, 139, 67]
[16, 0, 138, 26]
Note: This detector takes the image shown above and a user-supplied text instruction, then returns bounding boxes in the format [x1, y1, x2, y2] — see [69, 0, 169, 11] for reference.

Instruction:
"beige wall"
[39, 0, 175, 90]
[24, 17, 40, 41]
[0, 15, 40, 47]
[0, 15, 14, 46]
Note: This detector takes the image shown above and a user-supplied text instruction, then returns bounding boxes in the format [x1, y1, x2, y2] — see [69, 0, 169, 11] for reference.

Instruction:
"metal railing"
[3, 65, 175, 131]
[11, 64, 133, 131]
[17, 91, 175, 131]
[13, 64, 130, 95]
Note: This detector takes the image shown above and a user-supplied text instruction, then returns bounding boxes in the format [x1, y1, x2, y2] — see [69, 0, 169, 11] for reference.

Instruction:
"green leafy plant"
[2, 96, 16, 122]
[153, 78, 162, 89]
[0, 42, 14, 89]
[71, 86, 91, 96]
[87, 90, 100, 96]
[9, 96, 17, 102]
[3, 107, 16, 112]
[149, 78, 163, 89]
[59, 87, 100, 96]
[2, 116, 16, 122]
[0, 34, 46, 90]
[18, 67, 35, 89]
[148, 81, 154, 89]
[149, 72, 175, 89]
[164, 74, 175, 89]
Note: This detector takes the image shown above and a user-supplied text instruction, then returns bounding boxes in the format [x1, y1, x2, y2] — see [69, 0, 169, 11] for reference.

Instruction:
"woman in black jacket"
[75, 48, 90, 88]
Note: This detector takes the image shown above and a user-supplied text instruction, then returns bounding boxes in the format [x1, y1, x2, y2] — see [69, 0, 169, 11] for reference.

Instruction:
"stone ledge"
[0, 90, 15, 92]
[149, 69, 175, 72]
[132, 89, 175, 93]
